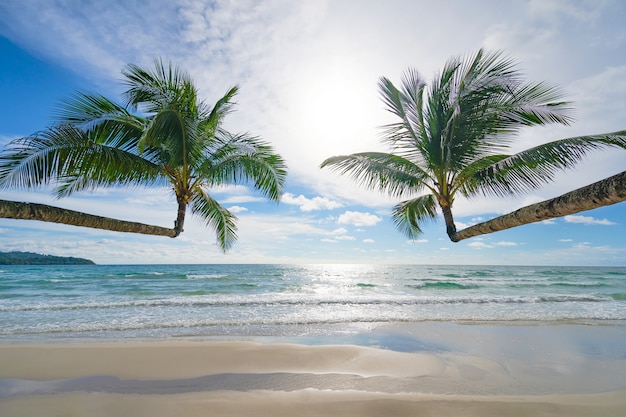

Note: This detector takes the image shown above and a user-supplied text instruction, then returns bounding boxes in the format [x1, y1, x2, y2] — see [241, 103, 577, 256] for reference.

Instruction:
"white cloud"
[228, 206, 248, 214]
[496, 241, 518, 247]
[564, 215, 616, 225]
[363, 239, 375, 244]
[560, 238, 573, 242]
[320, 227, 355, 242]
[219, 194, 268, 204]
[337, 211, 382, 227]
[468, 241, 493, 249]
[455, 221, 470, 230]
[281, 193, 343, 211]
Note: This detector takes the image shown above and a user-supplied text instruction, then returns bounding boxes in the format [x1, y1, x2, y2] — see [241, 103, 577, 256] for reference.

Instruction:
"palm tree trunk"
[0, 199, 177, 237]
[450, 170, 626, 242]
[441, 205, 457, 239]
[173, 198, 186, 237]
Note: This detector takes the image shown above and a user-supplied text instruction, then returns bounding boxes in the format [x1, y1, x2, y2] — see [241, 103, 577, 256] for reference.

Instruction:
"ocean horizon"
[2, 263, 625, 343]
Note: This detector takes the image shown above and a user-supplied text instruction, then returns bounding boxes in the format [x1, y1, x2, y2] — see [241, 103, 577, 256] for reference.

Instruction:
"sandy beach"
[1, 326, 626, 417]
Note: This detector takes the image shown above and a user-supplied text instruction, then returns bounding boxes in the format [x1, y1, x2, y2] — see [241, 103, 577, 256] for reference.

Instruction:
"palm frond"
[122, 58, 198, 117]
[496, 81, 573, 127]
[54, 92, 144, 131]
[191, 189, 238, 252]
[455, 154, 512, 197]
[391, 194, 438, 239]
[378, 71, 429, 162]
[140, 109, 186, 164]
[472, 130, 626, 197]
[321, 152, 432, 198]
[0, 124, 163, 197]
[435, 50, 573, 171]
[0, 126, 82, 189]
[53, 91, 148, 162]
[202, 86, 239, 135]
[201, 133, 287, 201]
[53, 129, 165, 197]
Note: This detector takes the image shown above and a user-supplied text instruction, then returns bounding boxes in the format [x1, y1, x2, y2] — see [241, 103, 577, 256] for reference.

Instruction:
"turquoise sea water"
[1, 264, 626, 341]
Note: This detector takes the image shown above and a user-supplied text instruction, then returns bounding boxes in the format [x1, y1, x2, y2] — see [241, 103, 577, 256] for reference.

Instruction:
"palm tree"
[321, 49, 626, 241]
[0, 59, 287, 251]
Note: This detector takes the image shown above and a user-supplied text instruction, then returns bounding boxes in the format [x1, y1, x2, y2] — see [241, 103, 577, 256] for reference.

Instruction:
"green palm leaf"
[472, 130, 626, 197]
[191, 189, 238, 252]
[0, 124, 163, 197]
[203, 133, 287, 201]
[391, 194, 438, 239]
[202, 86, 239, 136]
[123, 58, 197, 115]
[54, 92, 144, 131]
[321, 152, 432, 198]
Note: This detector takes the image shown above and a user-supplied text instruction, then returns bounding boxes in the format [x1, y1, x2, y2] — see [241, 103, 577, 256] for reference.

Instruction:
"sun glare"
[292, 61, 382, 156]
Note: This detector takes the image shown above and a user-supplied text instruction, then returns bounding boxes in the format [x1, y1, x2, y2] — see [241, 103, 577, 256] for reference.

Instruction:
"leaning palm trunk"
[0, 199, 177, 237]
[450, 171, 626, 242]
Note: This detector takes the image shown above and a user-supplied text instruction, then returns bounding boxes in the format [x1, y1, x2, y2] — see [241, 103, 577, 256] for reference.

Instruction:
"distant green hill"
[0, 251, 95, 265]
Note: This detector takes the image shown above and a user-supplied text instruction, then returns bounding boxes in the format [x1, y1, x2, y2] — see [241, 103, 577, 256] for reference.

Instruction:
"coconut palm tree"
[321, 49, 626, 241]
[0, 59, 287, 251]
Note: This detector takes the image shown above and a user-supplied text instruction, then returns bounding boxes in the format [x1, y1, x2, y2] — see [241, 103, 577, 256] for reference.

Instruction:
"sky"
[0, 0, 625, 265]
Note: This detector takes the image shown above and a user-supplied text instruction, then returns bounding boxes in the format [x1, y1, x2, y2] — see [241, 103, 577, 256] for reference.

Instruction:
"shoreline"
[3, 318, 626, 345]
[2, 322, 626, 416]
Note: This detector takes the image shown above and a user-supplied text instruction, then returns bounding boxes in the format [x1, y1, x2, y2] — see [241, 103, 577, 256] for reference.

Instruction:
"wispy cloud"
[565, 215, 616, 225]
[468, 241, 493, 249]
[496, 241, 518, 247]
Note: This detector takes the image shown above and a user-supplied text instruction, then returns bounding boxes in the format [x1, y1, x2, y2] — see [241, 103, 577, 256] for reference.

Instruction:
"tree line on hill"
[0, 251, 95, 265]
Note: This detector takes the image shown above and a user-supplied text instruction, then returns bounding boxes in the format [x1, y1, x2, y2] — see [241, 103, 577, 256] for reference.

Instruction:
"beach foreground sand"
[1, 337, 626, 417]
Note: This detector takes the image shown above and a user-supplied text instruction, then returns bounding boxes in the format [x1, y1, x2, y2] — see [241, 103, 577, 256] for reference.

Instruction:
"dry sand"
[1, 340, 625, 416]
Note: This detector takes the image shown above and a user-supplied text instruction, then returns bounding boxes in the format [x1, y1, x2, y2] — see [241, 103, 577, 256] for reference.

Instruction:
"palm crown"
[322, 49, 626, 239]
[0, 59, 287, 251]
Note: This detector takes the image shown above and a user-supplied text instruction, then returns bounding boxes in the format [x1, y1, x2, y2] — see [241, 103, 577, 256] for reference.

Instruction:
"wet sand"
[1, 323, 625, 416]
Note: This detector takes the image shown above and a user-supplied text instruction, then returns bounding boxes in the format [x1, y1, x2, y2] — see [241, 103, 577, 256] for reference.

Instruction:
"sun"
[289, 57, 384, 157]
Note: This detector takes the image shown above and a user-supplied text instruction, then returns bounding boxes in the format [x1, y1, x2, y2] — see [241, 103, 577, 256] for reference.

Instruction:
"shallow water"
[1, 264, 625, 341]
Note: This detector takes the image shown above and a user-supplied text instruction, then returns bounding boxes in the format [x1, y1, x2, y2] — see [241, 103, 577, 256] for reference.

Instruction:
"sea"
[1, 264, 626, 342]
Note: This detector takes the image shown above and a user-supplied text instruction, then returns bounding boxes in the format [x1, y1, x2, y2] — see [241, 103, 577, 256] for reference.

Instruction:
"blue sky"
[0, 0, 625, 265]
